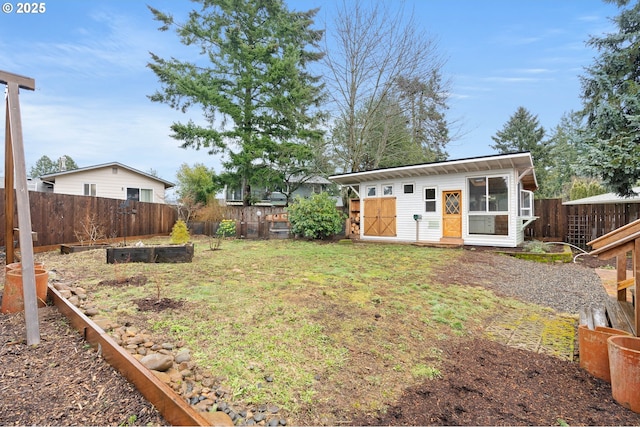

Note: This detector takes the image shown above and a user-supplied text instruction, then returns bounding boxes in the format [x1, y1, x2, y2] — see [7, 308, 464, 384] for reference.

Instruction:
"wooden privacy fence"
[7, 192, 637, 251]
[189, 205, 291, 239]
[527, 198, 640, 249]
[0, 189, 178, 249]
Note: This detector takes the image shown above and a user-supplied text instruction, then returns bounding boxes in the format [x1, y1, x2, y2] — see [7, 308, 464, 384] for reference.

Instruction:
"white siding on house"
[51, 166, 167, 203]
[359, 167, 522, 247]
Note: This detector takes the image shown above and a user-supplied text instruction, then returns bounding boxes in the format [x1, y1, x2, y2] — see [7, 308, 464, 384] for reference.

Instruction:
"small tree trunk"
[243, 182, 251, 206]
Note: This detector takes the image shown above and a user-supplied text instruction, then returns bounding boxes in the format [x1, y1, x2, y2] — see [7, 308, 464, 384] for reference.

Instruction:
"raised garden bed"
[60, 243, 111, 254]
[106, 243, 194, 264]
[496, 243, 574, 263]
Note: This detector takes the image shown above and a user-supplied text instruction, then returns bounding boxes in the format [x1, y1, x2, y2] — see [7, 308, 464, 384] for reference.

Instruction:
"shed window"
[520, 190, 533, 217]
[403, 184, 414, 194]
[468, 176, 508, 212]
[366, 186, 377, 197]
[383, 185, 393, 196]
[468, 175, 509, 236]
[424, 187, 436, 212]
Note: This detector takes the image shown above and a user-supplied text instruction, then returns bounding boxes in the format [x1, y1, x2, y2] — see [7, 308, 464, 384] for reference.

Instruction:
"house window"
[112, 167, 118, 174]
[83, 183, 96, 197]
[383, 185, 393, 196]
[126, 188, 140, 201]
[424, 187, 436, 212]
[403, 184, 414, 194]
[366, 186, 377, 197]
[140, 189, 153, 203]
[520, 190, 533, 217]
[468, 175, 509, 236]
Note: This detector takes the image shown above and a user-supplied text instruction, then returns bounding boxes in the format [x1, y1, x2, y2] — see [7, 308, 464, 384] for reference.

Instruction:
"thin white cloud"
[5, 8, 186, 80]
[6, 93, 222, 182]
[578, 15, 601, 22]
[482, 76, 540, 83]
[521, 68, 552, 74]
[447, 92, 472, 100]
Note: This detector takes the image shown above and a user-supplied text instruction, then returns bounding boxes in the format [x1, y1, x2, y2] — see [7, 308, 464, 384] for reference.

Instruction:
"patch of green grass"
[411, 364, 442, 380]
[39, 238, 556, 424]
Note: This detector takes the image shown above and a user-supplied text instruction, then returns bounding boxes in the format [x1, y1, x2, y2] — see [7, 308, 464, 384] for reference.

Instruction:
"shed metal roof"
[329, 152, 537, 191]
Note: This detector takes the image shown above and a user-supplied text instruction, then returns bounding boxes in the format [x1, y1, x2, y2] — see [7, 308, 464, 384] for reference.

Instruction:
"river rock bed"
[51, 281, 289, 427]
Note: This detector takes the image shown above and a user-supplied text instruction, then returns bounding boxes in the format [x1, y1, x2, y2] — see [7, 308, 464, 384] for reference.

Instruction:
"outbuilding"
[329, 152, 538, 247]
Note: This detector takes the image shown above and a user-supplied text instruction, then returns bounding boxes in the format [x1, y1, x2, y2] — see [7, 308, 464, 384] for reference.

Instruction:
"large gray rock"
[140, 353, 174, 372]
[175, 349, 191, 364]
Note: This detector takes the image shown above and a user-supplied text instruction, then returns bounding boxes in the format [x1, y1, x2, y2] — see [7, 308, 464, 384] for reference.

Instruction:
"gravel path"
[434, 250, 610, 314]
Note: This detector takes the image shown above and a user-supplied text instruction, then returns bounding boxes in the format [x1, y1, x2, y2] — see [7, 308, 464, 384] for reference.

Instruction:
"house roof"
[563, 187, 640, 205]
[39, 162, 175, 189]
[288, 174, 332, 185]
[328, 152, 538, 191]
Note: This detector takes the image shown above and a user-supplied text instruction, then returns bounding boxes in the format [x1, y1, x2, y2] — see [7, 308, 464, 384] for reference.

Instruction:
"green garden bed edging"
[497, 244, 573, 263]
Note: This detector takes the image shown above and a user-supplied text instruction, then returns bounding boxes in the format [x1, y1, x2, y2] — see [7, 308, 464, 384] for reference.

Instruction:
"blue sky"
[0, 0, 619, 185]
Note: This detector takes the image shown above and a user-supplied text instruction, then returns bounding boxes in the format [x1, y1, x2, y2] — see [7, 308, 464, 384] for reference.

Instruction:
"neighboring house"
[329, 152, 538, 248]
[0, 176, 53, 192]
[39, 162, 175, 204]
[225, 175, 332, 206]
[562, 187, 640, 248]
[563, 187, 640, 206]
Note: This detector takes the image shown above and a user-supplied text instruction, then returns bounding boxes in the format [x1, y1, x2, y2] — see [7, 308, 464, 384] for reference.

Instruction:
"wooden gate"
[363, 197, 396, 236]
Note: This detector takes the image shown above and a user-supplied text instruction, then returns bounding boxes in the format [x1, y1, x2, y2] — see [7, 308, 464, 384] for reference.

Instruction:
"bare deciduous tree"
[324, 0, 448, 173]
[74, 214, 106, 246]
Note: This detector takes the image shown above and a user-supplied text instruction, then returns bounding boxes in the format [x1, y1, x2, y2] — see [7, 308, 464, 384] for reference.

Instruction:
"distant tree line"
[146, 0, 639, 207]
[29, 155, 78, 177]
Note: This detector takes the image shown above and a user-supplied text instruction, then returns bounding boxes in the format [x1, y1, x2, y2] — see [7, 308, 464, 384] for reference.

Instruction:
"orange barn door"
[363, 197, 396, 236]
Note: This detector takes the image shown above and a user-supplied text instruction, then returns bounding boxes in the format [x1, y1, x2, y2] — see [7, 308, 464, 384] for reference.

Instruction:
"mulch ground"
[1, 248, 640, 425]
[0, 307, 167, 426]
[352, 337, 640, 426]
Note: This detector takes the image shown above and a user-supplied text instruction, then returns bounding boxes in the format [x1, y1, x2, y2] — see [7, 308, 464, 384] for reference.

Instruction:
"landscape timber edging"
[60, 244, 111, 254]
[106, 243, 195, 264]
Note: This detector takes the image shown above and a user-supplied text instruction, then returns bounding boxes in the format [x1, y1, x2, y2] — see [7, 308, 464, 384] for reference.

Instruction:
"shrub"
[194, 199, 229, 222]
[216, 219, 237, 238]
[286, 193, 346, 240]
[523, 240, 549, 254]
[170, 219, 191, 244]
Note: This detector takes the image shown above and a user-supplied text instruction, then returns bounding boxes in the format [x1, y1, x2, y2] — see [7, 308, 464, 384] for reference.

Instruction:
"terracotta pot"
[579, 324, 631, 382]
[608, 335, 640, 413]
[5, 262, 45, 272]
[1, 268, 49, 313]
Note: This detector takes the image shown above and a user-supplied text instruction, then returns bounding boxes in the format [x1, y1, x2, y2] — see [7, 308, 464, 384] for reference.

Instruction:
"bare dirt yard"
[1, 240, 640, 426]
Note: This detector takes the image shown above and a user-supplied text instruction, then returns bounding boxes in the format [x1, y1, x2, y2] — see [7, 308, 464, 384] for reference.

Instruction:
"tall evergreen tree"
[491, 106, 550, 193]
[491, 107, 546, 155]
[577, 0, 640, 197]
[148, 0, 325, 205]
[30, 155, 78, 177]
[542, 112, 581, 199]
